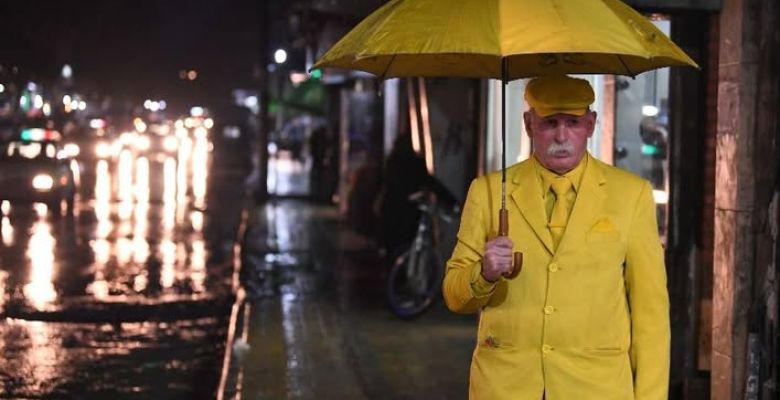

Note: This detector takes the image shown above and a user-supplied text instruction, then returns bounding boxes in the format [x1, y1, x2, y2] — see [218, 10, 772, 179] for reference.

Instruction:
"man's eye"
[566, 118, 579, 127]
[544, 119, 558, 127]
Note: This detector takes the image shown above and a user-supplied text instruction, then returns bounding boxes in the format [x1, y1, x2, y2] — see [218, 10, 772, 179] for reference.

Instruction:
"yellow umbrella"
[314, 0, 698, 278]
[313, 0, 698, 79]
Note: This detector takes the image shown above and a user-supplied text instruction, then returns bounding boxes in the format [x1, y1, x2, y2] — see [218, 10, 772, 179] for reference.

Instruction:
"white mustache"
[546, 142, 575, 155]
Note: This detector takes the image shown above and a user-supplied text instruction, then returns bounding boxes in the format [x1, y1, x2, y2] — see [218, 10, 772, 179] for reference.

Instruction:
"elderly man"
[443, 75, 669, 400]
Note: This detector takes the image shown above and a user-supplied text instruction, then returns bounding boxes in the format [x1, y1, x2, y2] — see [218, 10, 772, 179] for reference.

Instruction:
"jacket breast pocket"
[586, 217, 622, 243]
[585, 218, 625, 267]
[586, 230, 620, 243]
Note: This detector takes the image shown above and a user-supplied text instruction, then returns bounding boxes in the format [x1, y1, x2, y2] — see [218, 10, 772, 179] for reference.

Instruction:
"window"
[613, 17, 672, 243]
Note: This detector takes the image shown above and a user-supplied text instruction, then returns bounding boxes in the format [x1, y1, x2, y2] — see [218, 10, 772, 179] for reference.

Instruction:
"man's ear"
[586, 111, 597, 138]
[523, 111, 533, 138]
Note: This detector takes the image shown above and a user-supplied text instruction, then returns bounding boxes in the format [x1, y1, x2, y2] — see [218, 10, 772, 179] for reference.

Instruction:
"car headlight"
[135, 136, 151, 151]
[63, 143, 80, 157]
[194, 127, 208, 139]
[32, 174, 54, 191]
[163, 136, 179, 152]
[95, 141, 112, 158]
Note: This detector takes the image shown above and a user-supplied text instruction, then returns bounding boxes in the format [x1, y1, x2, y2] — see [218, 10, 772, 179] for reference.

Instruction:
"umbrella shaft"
[501, 57, 507, 210]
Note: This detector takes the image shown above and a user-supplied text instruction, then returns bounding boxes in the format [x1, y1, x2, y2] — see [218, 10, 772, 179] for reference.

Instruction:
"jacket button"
[542, 344, 554, 354]
[543, 305, 555, 315]
[548, 262, 559, 272]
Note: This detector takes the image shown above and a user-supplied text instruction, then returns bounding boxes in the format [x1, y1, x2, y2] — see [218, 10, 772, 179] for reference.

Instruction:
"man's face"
[524, 110, 596, 174]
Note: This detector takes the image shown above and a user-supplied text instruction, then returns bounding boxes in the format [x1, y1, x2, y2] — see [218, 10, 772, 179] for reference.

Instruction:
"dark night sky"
[0, 0, 278, 111]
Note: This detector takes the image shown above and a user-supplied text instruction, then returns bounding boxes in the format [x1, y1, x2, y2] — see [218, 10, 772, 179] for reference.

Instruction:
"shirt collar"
[533, 153, 588, 197]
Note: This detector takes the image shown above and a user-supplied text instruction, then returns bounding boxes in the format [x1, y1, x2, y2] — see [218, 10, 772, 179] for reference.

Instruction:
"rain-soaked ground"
[0, 138, 247, 398]
[223, 190, 476, 399]
[1, 145, 477, 399]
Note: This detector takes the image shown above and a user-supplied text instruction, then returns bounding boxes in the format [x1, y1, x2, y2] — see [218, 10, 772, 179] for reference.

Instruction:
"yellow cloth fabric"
[535, 155, 586, 217]
[536, 155, 585, 216]
[443, 153, 670, 400]
[548, 177, 573, 249]
[524, 75, 595, 117]
[534, 155, 588, 249]
[314, 0, 699, 80]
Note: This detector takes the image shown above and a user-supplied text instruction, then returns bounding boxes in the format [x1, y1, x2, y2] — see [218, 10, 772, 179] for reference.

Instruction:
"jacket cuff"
[469, 262, 497, 298]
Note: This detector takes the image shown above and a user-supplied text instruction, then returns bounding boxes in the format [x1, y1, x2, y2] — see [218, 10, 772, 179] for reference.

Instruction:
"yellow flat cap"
[525, 75, 595, 117]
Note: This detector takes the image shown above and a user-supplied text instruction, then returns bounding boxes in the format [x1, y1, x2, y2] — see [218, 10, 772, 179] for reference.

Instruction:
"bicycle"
[386, 188, 460, 319]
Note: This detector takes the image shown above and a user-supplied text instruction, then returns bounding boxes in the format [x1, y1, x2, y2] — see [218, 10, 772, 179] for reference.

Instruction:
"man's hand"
[482, 236, 514, 282]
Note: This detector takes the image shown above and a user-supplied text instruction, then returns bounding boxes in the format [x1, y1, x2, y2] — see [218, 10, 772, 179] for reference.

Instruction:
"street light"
[61, 64, 73, 79]
[274, 49, 287, 64]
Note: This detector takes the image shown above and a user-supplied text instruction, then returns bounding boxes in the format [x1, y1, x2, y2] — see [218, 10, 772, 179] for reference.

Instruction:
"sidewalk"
[218, 198, 476, 400]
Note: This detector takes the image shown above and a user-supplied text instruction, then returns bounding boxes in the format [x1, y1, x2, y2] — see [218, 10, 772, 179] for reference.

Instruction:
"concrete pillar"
[712, 0, 761, 398]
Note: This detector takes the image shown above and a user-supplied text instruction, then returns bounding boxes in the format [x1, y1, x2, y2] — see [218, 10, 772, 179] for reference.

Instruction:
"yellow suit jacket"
[443, 154, 669, 400]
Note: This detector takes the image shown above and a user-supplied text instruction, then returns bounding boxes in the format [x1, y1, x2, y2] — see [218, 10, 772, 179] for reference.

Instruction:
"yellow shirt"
[533, 154, 587, 222]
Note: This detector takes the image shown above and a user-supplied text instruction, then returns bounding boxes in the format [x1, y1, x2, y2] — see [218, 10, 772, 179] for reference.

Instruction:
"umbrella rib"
[379, 54, 397, 80]
[617, 54, 635, 77]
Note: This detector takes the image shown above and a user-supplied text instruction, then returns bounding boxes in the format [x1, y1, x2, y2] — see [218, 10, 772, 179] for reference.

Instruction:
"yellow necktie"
[549, 177, 573, 249]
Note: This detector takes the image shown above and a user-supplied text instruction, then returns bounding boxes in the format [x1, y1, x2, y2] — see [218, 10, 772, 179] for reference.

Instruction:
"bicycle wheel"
[386, 245, 442, 319]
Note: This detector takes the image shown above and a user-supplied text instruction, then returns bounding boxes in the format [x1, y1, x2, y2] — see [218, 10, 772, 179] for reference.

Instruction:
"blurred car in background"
[0, 128, 78, 214]
[133, 122, 179, 161]
[112, 124, 179, 162]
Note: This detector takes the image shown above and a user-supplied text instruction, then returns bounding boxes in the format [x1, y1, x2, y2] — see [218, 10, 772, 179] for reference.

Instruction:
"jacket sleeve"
[625, 181, 670, 400]
[442, 177, 497, 313]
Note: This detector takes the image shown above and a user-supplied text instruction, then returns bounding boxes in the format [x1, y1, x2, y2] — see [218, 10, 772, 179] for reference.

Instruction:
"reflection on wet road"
[231, 201, 475, 400]
[0, 137, 247, 398]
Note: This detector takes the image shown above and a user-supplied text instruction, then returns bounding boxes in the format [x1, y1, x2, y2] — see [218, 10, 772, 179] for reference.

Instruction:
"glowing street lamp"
[274, 49, 287, 64]
[61, 64, 73, 79]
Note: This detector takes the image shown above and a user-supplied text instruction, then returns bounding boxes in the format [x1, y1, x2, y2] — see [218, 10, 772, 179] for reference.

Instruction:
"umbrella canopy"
[313, 0, 698, 79]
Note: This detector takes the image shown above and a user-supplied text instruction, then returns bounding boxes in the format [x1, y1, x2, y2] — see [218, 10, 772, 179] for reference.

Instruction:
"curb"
[216, 206, 252, 400]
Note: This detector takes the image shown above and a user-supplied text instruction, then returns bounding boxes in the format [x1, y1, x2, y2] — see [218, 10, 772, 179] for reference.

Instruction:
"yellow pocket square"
[590, 217, 618, 233]
[587, 218, 620, 242]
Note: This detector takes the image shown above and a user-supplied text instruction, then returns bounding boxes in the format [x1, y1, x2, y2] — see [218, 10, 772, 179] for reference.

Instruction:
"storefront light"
[290, 72, 308, 85]
[653, 190, 669, 205]
[32, 174, 54, 191]
[642, 105, 659, 116]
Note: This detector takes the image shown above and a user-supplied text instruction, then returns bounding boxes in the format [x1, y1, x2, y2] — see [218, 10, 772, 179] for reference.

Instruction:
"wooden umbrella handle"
[498, 209, 523, 279]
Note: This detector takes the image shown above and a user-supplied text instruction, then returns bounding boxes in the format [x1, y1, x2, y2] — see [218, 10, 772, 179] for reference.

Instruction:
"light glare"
[274, 49, 287, 64]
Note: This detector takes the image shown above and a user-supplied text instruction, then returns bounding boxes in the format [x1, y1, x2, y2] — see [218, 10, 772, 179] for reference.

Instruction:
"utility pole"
[254, 0, 271, 203]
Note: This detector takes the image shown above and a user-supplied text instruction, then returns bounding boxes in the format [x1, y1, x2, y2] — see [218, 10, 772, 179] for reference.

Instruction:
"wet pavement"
[220, 199, 477, 400]
[1, 147, 478, 399]
[0, 140, 248, 399]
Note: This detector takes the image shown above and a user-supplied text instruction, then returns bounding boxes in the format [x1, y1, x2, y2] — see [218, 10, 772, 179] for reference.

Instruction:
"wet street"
[221, 194, 476, 400]
[0, 146, 478, 399]
[0, 139, 247, 398]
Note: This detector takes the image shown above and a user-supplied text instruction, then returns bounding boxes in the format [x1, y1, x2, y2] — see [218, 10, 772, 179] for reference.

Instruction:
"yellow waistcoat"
[443, 154, 669, 400]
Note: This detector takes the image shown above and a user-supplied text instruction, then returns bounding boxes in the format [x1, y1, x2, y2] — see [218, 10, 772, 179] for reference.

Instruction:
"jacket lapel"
[556, 154, 607, 253]
[509, 160, 555, 255]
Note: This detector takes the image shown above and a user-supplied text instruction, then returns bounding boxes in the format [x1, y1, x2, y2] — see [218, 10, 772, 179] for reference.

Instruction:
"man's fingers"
[485, 254, 513, 271]
[483, 236, 517, 280]
[487, 255, 512, 265]
[491, 236, 513, 247]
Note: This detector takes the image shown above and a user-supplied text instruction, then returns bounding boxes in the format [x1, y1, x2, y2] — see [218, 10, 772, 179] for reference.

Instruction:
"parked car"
[0, 129, 78, 214]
